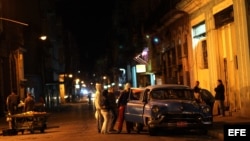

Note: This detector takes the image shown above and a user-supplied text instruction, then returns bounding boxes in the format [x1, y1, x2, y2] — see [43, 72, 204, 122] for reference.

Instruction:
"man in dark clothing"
[193, 81, 202, 103]
[88, 93, 92, 105]
[193, 80, 201, 93]
[213, 79, 225, 116]
[99, 89, 110, 134]
[6, 91, 19, 129]
[107, 87, 118, 132]
[6, 91, 19, 115]
[24, 93, 35, 112]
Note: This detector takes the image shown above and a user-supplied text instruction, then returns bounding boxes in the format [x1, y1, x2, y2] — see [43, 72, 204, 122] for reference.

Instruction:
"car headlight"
[202, 107, 210, 113]
[152, 105, 160, 113]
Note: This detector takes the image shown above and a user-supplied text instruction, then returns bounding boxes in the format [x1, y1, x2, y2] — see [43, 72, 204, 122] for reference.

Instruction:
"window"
[150, 89, 193, 100]
[214, 6, 234, 29]
[192, 22, 206, 39]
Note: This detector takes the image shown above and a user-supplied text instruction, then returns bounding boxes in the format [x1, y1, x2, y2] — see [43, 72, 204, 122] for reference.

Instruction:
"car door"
[125, 90, 146, 124]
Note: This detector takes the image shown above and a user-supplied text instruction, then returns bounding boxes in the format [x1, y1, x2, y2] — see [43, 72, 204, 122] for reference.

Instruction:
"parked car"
[200, 88, 215, 114]
[124, 84, 213, 136]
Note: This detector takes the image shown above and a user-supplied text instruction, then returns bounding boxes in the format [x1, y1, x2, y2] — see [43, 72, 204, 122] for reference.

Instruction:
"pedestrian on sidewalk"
[213, 79, 225, 117]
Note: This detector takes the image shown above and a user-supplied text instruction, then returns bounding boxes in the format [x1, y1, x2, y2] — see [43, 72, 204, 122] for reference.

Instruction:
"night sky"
[56, 0, 115, 73]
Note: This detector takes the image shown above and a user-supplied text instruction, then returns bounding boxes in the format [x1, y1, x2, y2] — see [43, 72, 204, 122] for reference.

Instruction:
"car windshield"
[150, 89, 193, 100]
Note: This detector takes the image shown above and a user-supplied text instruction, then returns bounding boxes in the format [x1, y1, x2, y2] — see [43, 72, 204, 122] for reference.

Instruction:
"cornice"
[176, 0, 210, 14]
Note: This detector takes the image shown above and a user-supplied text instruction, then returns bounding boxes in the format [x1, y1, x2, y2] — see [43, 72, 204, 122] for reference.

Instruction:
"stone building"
[141, 0, 250, 117]
[0, 0, 78, 115]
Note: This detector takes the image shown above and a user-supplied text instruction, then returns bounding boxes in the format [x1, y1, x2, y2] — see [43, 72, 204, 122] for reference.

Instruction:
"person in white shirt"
[94, 83, 103, 133]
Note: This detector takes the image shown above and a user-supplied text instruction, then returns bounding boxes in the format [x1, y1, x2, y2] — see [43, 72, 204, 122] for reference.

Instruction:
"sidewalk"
[207, 112, 250, 141]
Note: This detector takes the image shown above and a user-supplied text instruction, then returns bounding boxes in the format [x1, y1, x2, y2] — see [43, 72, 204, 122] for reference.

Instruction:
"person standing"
[116, 82, 133, 133]
[107, 86, 118, 132]
[24, 92, 35, 112]
[213, 79, 225, 117]
[38, 95, 46, 111]
[88, 93, 92, 105]
[193, 81, 203, 103]
[94, 83, 103, 133]
[6, 90, 19, 115]
[99, 89, 110, 134]
[6, 90, 19, 129]
[193, 81, 201, 93]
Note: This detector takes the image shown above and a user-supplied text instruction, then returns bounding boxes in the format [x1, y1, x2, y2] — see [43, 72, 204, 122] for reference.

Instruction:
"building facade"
[0, 0, 77, 115]
[141, 0, 250, 117]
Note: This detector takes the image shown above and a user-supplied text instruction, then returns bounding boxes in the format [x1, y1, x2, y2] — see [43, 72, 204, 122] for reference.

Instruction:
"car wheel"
[126, 121, 133, 134]
[135, 123, 143, 133]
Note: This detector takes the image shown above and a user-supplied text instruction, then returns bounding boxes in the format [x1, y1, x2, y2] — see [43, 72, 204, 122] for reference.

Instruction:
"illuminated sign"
[136, 64, 146, 73]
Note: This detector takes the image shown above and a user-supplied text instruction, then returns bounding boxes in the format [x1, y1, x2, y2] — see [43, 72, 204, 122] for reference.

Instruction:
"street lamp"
[39, 35, 47, 41]
[103, 76, 108, 89]
[68, 74, 73, 78]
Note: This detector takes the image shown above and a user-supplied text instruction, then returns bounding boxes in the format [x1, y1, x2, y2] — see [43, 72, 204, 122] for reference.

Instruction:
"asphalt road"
[0, 102, 221, 141]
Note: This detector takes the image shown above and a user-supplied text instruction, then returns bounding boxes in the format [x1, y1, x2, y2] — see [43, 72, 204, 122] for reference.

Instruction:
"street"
[0, 102, 220, 141]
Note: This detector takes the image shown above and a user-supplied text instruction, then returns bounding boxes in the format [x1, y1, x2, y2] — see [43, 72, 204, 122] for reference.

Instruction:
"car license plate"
[177, 121, 187, 127]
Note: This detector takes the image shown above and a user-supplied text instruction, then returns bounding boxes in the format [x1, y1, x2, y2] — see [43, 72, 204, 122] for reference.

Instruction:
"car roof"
[131, 87, 145, 93]
[131, 87, 145, 90]
[145, 84, 191, 90]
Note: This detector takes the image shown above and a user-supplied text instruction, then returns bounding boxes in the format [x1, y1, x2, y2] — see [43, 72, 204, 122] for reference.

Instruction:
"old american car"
[124, 84, 213, 136]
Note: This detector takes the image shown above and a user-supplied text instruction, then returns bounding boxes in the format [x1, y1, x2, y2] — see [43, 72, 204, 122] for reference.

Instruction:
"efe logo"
[228, 129, 246, 136]
[224, 124, 250, 141]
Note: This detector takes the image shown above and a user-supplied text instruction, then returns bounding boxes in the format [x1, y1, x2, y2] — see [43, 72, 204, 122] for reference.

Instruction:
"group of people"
[6, 91, 37, 129]
[6, 91, 40, 115]
[94, 82, 133, 134]
[193, 79, 226, 117]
